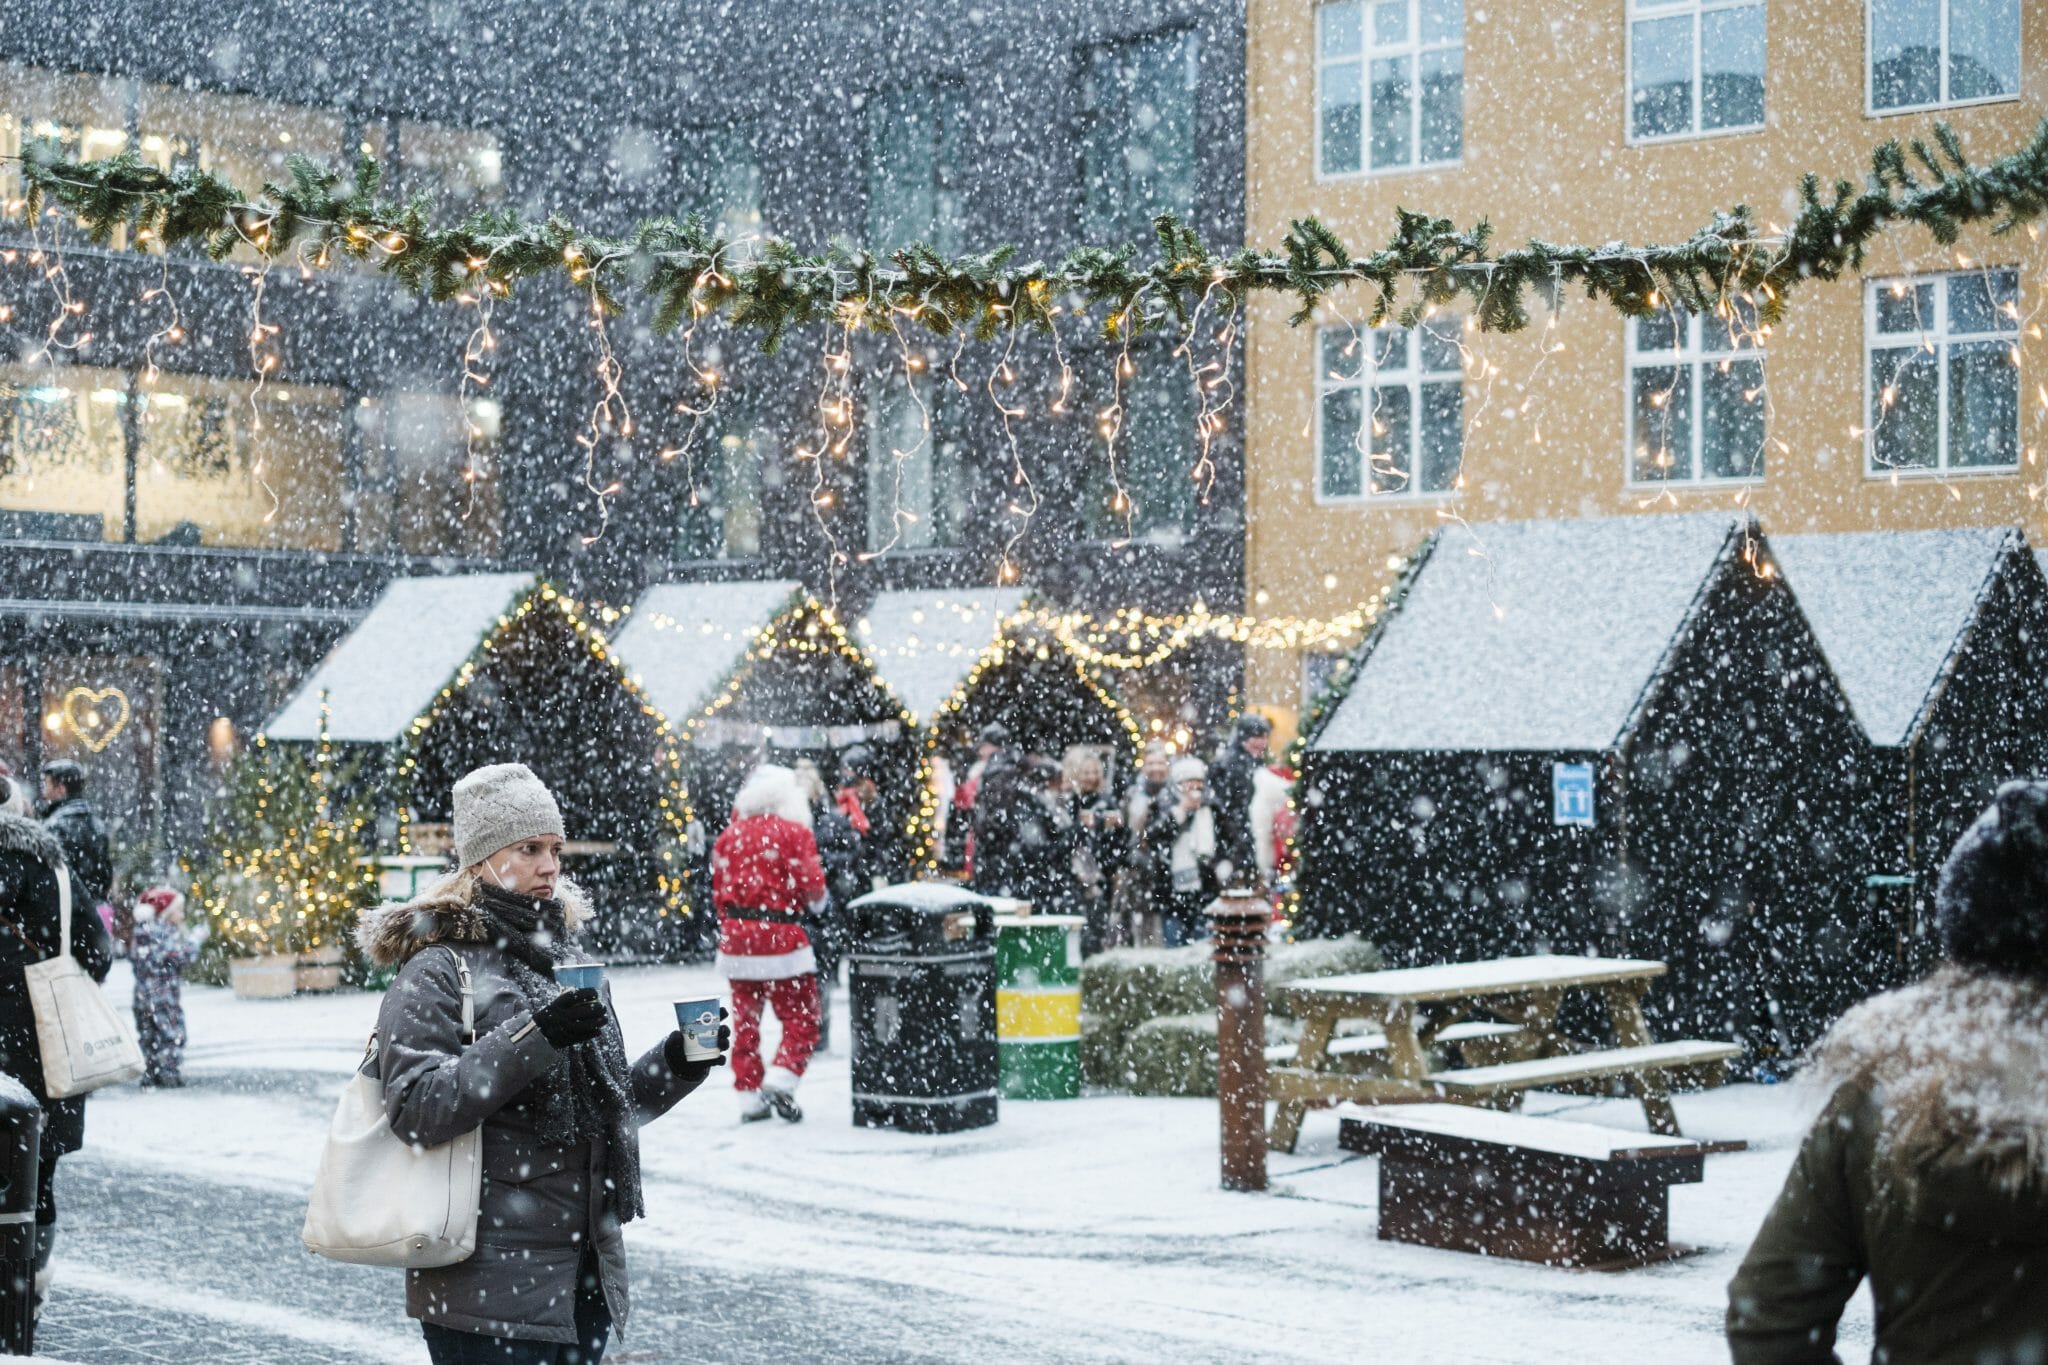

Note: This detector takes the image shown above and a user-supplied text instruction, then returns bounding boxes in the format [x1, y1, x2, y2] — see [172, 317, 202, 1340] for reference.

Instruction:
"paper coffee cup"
[553, 962, 605, 992]
[674, 997, 724, 1062]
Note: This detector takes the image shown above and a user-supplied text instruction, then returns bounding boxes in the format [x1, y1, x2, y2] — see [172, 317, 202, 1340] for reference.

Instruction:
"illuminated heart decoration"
[62, 686, 130, 753]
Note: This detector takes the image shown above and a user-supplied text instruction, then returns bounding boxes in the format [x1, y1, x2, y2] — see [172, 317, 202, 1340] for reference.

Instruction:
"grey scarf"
[475, 884, 643, 1222]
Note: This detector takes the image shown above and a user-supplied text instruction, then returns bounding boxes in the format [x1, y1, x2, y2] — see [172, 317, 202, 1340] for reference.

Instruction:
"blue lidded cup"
[553, 962, 605, 992]
[674, 997, 724, 1062]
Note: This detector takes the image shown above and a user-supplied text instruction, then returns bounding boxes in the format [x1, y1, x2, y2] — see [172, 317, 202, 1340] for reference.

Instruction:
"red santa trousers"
[729, 973, 821, 1093]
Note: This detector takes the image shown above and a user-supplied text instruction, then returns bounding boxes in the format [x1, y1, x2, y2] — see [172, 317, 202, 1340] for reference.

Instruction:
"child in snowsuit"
[130, 887, 197, 1087]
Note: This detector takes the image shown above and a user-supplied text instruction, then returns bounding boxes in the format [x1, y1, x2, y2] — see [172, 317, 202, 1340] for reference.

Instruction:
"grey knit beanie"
[452, 763, 565, 871]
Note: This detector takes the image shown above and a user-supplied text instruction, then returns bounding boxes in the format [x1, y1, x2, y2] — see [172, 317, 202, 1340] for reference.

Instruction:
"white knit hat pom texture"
[453, 762, 566, 872]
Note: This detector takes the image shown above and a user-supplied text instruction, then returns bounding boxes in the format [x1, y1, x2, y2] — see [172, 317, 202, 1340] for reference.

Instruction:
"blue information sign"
[1552, 762, 1595, 827]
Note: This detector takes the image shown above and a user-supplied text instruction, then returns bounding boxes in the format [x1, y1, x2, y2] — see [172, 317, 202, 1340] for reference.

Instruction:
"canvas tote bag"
[24, 864, 144, 1098]
[302, 947, 481, 1268]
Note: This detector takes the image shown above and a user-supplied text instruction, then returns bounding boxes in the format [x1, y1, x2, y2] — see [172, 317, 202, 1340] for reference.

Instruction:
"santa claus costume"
[713, 764, 828, 1122]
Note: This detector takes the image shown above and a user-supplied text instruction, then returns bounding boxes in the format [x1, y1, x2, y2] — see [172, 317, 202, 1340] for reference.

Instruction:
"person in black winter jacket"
[0, 773, 113, 1317]
[38, 760, 112, 908]
[1205, 714, 1271, 891]
[800, 758, 863, 1053]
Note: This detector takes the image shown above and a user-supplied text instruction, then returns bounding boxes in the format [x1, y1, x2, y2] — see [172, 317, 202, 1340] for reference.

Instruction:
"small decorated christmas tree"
[195, 702, 375, 964]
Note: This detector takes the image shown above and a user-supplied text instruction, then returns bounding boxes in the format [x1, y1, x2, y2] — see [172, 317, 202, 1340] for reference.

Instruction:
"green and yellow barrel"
[993, 912, 1084, 1099]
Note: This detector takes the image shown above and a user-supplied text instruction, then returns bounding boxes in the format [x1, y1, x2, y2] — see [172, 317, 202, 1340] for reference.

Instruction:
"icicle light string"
[455, 283, 498, 517]
[987, 314, 1036, 581]
[14, 119, 2048, 351]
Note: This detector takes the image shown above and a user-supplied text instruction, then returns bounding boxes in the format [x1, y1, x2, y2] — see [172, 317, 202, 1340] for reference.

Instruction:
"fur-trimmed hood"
[356, 870, 594, 968]
[1811, 965, 2048, 1238]
[0, 811, 65, 869]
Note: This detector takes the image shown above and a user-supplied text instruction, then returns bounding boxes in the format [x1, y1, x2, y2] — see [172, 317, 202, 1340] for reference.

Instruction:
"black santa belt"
[725, 905, 809, 922]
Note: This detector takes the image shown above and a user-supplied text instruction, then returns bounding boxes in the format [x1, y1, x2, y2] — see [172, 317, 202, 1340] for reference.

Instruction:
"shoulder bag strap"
[444, 946, 475, 1044]
[363, 945, 478, 1075]
[50, 856, 71, 963]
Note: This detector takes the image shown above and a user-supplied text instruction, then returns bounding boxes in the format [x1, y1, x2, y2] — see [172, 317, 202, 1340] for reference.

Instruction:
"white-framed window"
[1869, 0, 2021, 113]
[1866, 269, 2020, 475]
[1628, 0, 1766, 141]
[1627, 302, 1767, 485]
[1316, 317, 1464, 500]
[1317, 0, 1463, 176]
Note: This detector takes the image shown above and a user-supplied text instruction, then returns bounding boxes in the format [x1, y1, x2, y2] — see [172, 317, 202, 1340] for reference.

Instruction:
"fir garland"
[10, 118, 2048, 346]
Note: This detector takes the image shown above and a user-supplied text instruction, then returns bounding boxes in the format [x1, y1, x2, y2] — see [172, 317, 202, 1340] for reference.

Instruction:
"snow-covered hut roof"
[265, 572, 537, 743]
[1772, 527, 2016, 747]
[1312, 515, 1743, 753]
[856, 589, 1029, 722]
[610, 580, 803, 724]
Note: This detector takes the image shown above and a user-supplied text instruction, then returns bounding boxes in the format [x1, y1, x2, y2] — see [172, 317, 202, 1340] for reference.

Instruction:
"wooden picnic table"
[1266, 954, 1738, 1152]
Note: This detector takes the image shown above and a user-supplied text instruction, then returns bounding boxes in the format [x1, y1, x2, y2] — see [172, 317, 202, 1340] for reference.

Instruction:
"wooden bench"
[1337, 1103, 1711, 1269]
[1432, 1040, 1740, 1109]
[1260, 1020, 1522, 1067]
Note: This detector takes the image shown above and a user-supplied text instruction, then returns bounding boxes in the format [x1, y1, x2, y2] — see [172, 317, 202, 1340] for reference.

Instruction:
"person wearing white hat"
[1139, 756, 1220, 946]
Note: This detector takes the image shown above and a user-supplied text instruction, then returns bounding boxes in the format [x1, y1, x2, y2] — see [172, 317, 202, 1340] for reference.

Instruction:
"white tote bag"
[302, 947, 481, 1268]
[24, 865, 144, 1098]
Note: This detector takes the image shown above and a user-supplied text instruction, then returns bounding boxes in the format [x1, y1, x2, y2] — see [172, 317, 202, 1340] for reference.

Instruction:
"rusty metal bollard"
[1210, 889, 1272, 1192]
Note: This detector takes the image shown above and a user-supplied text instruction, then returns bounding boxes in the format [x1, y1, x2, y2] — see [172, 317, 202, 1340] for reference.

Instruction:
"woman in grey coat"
[360, 763, 727, 1365]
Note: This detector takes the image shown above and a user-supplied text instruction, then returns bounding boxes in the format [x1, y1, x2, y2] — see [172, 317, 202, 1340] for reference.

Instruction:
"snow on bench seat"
[1431, 1040, 1739, 1094]
[1338, 1103, 1712, 1268]
[1260, 1020, 1522, 1065]
[1336, 1102, 1705, 1162]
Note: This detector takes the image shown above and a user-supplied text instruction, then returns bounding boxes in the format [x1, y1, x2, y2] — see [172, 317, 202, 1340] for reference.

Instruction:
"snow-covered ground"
[57, 961, 1873, 1364]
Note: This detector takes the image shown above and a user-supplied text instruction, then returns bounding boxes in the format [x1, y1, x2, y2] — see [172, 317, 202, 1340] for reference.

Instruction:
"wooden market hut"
[1296, 514, 1866, 1058]
[612, 581, 926, 896]
[1774, 527, 2048, 990]
[901, 600, 1142, 764]
[265, 572, 692, 957]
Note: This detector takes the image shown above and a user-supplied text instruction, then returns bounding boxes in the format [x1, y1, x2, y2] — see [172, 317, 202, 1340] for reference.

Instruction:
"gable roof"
[856, 589, 1030, 723]
[1773, 527, 2016, 746]
[609, 580, 804, 724]
[1312, 515, 1743, 753]
[265, 572, 538, 743]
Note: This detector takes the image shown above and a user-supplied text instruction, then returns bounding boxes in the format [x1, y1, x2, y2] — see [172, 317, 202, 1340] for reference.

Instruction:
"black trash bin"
[848, 883, 999, 1133]
[0, 1073, 42, 1356]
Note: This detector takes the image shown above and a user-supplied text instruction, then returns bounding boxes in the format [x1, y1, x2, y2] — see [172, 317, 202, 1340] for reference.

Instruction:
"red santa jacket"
[713, 809, 828, 979]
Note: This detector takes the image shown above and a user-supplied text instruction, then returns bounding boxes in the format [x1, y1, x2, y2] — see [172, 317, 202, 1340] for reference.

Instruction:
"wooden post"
[1211, 889, 1272, 1192]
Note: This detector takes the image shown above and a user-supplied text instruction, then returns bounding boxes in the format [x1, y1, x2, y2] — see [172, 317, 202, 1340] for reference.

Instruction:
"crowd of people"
[946, 715, 1297, 952]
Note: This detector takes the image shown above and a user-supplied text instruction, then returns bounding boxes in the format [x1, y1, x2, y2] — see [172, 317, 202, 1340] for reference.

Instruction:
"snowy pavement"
[33, 962, 1875, 1364]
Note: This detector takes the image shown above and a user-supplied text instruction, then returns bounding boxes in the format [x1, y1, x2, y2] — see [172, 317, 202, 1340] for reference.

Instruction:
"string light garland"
[12, 119, 2048, 349]
[853, 597, 1396, 673]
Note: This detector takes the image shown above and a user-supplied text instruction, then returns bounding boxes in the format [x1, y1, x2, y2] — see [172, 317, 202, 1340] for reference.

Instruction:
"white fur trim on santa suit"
[732, 763, 813, 827]
[738, 1089, 770, 1115]
[764, 1065, 803, 1094]
[717, 945, 819, 980]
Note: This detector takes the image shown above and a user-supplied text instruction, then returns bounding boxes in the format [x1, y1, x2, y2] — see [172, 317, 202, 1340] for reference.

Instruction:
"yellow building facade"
[1244, 0, 2048, 732]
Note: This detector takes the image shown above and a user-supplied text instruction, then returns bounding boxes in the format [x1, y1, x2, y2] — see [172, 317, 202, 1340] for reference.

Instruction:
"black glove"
[533, 987, 608, 1049]
[662, 1010, 732, 1079]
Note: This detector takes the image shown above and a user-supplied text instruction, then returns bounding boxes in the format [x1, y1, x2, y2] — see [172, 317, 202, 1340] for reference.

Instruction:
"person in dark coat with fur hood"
[1726, 778, 2048, 1363]
[359, 762, 728, 1365]
[0, 772, 112, 1316]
